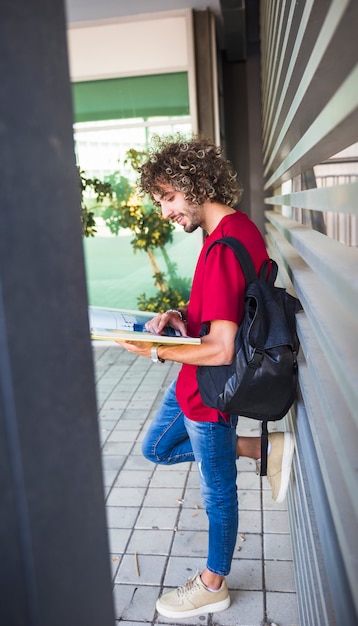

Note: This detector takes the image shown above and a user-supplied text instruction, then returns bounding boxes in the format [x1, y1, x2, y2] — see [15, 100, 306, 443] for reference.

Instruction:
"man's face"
[152, 184, 204, 233]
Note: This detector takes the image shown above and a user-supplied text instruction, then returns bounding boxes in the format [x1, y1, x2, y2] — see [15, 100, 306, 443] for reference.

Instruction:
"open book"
[89, 306, 201, 345]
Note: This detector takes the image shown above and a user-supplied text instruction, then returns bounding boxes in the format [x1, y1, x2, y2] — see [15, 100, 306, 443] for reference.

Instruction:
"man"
[120, 136, 294, 619]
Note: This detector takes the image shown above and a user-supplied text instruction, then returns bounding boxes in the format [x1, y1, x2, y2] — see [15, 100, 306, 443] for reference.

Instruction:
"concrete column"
[0, 1, 115, 624]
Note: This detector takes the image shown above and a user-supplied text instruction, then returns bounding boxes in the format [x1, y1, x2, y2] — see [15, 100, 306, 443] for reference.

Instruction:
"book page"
[89, 306, 200, 345]
[91, 328, 200, 344]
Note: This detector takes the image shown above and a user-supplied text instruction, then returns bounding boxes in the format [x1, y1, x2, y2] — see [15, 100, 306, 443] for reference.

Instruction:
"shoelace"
[177, 573, 201, 598]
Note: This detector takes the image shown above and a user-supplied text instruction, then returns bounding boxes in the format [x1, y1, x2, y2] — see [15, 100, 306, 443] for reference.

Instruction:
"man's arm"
[120, 318, 237, 366]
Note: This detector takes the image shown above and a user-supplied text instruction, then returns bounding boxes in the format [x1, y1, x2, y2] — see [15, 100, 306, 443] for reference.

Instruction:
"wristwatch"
[151, 345, 165, 363]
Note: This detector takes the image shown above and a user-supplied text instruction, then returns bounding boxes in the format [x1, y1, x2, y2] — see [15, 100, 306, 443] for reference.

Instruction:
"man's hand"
[116, 340, 153, 359]
[144, 310, 188, 337]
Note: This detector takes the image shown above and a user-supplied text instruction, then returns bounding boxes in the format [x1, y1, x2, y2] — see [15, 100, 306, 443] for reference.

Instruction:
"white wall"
[67, 11, 193, 81]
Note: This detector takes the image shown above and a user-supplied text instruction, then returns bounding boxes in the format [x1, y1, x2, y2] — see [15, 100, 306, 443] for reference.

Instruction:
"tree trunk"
[146, 249, 168, 291]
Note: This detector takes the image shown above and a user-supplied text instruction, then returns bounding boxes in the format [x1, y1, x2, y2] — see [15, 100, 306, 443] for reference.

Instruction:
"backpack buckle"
[250, 348, 264, 368]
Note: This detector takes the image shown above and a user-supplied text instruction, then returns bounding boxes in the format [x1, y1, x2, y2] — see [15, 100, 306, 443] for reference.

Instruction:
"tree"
[79, 150, 192, 311]
[79, 169, 112, 237]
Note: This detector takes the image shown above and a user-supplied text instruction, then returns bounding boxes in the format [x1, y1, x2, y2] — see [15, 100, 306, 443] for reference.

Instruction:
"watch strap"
[151, 345, 165, 363]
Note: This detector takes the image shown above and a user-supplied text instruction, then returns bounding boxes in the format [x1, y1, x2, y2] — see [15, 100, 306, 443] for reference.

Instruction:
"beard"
[181, 204, 203, 233]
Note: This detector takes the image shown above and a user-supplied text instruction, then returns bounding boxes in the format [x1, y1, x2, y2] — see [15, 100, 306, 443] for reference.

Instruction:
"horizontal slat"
[265, 180, 358, 214]
[263, 0, 348, 167]
[265, 212, 358, 311]
[261, 0, 294, 143]
[264, 63, 358, 189]
[296, 342, 358, 619]
[264, 221, 358, 419]
[287, 398, 356, 624]
[286, 412, 335, 625]
[297, 314, 357, 514]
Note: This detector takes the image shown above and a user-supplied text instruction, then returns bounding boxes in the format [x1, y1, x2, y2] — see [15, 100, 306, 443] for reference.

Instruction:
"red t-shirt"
[175, 210, 269, 422]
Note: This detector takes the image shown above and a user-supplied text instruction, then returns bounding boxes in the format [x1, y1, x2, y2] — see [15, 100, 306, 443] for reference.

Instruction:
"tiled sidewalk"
[93, 344, 300, 626]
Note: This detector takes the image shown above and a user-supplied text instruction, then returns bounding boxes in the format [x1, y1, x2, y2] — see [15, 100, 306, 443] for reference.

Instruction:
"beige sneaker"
[156, 571, 231, 618]
[266, 432, 294, 503]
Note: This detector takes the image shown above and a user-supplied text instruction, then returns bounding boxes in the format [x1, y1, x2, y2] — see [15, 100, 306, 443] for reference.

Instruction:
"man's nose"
[160, 203, 173, 219]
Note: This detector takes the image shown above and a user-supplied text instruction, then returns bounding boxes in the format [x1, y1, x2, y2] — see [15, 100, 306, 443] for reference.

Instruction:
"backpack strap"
[206, 236, 278, 286]
[205, 236, 258, 284]
[260, 421, 269, 477]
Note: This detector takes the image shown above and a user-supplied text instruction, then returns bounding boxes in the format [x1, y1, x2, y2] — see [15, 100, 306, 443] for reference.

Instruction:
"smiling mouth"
[172, 214, 184, 225]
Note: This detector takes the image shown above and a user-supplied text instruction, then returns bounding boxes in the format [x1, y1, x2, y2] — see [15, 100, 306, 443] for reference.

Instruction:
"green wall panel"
[72, 72, 189, 122]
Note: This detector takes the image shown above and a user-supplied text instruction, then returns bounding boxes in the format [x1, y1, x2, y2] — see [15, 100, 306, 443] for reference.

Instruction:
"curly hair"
[137, 134, 243, 207]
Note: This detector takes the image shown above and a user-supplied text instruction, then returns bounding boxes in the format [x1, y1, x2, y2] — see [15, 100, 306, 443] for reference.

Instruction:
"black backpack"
[196, 236, 301, 475]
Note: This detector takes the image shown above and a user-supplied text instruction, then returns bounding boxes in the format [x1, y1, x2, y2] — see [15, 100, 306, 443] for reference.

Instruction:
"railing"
[259, 1, 358, 624]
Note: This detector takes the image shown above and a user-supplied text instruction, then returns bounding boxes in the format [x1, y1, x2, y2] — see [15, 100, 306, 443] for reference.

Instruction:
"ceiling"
[65, 0, 222, 24]
[65, 0, 254, 62]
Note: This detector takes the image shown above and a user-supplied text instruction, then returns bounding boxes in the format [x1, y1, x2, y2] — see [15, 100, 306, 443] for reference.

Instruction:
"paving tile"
[264, 532, 294, 561]
[102, 399, 131, 411]
[108, 527, 132, 553]
[237, 471, 261, 490]
[171, 529, 208, 557]
[263, 509, 290, 534]
[162, 555, 209, 586]
[106, 486, 146, 507]
[126, 529, 174, 555]
[239, 490, 261, 510]
[107, 429, 140, 442]
[102, 468, 119, 487]
[102, 441, 133, 455]
[121, 454, 154, 471]
[237, 416, 261, 433]
[98, 419, 118, 431]
[112, 583, 158, 621]
[237, 457, 257, 472]
[110, 554, 121, 581]
[131, 442, 147, 455]
[266, 591, 300, 626]
[113, 469, 153, 488]
[115, 553, 166, 585]
[99, 428, 111, 445]
[181, 487, 204, 508]
[232, 533, 262, 561]
[186, 469, 202, 488]
[265, 560, 296, 592]
[120, 409, 148, 421]
[135, 506, 178, 530]
[238, 509, 262, 534]
[149, 468, 188, 488]
[157, 607, 209, 625]
[101, 455, 126, 471]
[263, 489, 288, 511]
[111, 418, 145, 431]
[118, 622, 154, 626]
[228, 558, 263, 591]
[106, 506, 139, 529]
[155, 604, 208, 626]
[177, 507, 208, 531]
[210, 589, 264, 626]
[155, 462, 192, 472]
[143, 487, 185, 508]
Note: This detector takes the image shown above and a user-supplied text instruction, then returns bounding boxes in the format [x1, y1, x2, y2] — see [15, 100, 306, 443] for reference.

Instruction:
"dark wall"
[221, 52, 265, 233]
[219, 1, 265, 234]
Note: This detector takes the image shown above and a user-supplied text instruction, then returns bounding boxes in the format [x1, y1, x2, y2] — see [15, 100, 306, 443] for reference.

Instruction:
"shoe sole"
[275, 432, 295, 503]
[156, 595, 231, 618]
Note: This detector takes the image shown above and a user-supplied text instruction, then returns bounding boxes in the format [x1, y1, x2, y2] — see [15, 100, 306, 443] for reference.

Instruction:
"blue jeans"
[142, 380, 238, 576]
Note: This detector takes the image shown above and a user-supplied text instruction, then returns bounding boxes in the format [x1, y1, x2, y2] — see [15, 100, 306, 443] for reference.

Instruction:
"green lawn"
[83, 230, 201, 310]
